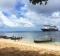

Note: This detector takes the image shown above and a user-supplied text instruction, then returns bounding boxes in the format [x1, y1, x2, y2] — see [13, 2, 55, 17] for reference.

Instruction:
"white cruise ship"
[41, 25, 58, 31]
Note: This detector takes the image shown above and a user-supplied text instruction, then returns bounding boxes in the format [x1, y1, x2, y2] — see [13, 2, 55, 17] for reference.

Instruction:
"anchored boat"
[41, 25, 58, 31]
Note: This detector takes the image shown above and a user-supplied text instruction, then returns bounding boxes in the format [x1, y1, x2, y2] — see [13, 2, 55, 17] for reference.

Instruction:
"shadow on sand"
[0, 47, 58, 56]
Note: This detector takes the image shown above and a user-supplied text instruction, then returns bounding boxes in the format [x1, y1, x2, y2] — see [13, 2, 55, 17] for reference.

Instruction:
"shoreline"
[0, 38, 60, 56]
[0, 38, 60, 50]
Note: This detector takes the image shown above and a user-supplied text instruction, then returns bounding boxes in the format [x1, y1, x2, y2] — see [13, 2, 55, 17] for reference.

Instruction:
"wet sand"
[0, 38, 60, 56]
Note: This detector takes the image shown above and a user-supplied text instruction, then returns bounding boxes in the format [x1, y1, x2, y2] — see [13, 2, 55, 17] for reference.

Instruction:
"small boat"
[34, 38, 53, 43]
[11, 36, 22, 41]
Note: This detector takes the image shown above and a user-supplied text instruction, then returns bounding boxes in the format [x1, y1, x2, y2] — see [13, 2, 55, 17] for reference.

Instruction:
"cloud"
[0, 21, 4, 28]
[0, 0, 25, 17]
[52, 12, 60, 18]
[18, 18, 34, 27]
[0, 11, 19, 27]
[20, 0, 60, 29]
[0, 0, 17, 14]
[23, 10, 48, 26]
[0, 0, 16, 8]
[0, 0, 60, 31]
[0, 11, 34, 28]
[21, 0, 60, 16]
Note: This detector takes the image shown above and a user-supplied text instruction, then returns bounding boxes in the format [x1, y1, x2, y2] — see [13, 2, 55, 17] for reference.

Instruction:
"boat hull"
[34, 39, 52, 43]
[41, 29, 58, 31]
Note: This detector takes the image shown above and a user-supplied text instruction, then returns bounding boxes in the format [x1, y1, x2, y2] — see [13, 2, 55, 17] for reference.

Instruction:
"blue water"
[0, 31, 60, 43]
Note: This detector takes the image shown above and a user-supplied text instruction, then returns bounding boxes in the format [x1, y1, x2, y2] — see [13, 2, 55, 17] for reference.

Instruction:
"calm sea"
[0, 31, 60, 45]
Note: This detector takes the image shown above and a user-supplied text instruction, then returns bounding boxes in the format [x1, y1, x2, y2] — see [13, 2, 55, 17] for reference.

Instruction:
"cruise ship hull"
[41, 29, 58, 31]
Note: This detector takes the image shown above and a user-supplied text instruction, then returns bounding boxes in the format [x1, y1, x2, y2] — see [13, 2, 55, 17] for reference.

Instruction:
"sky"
[0, 0, 60, 31]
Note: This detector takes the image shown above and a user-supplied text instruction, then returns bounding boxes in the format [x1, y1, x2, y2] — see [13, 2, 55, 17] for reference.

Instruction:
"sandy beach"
[0, 38, 60, 56]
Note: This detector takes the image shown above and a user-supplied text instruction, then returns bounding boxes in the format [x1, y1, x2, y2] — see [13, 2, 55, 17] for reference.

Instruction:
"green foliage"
[29, 0, 48, 5]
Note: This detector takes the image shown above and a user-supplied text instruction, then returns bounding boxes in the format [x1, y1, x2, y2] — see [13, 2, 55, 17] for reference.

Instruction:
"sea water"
[0, 31, 60, 45]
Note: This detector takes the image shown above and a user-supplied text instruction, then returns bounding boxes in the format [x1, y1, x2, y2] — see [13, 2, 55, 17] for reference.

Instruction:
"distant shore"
[0, 38, 60, 56]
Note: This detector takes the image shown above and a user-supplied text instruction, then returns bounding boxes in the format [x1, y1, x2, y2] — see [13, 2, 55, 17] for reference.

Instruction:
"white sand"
[0, 38, 60, 51]
[0, 38, 60, 56]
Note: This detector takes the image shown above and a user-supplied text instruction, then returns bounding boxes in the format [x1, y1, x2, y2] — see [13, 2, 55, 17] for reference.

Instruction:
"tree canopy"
[29, 0, 48, 5]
